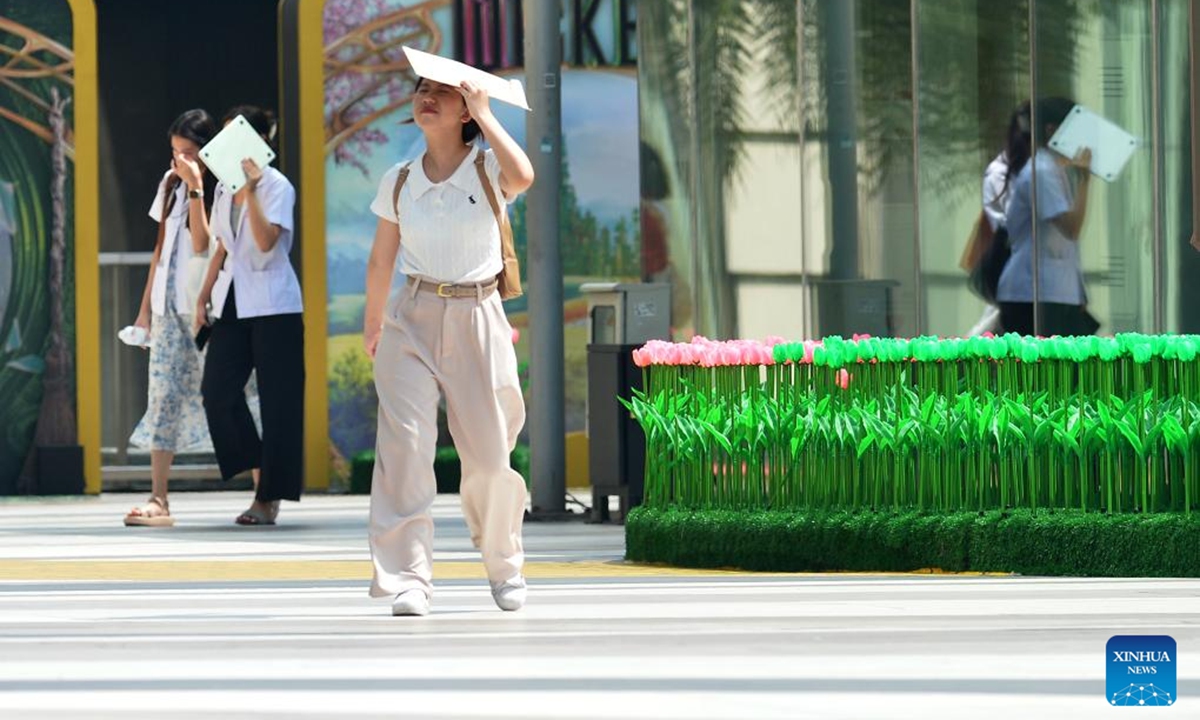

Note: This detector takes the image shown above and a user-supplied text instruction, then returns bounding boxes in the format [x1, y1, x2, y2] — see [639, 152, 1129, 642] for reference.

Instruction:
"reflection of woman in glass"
[639, 141, 692, 335]
[124, 110, 217, 527]
[997, 97, 1098, 337]
[965, 102, 1028, 335]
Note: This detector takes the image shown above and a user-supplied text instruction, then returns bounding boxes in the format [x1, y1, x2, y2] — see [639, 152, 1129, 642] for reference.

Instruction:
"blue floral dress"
[129, 241, 212, 452]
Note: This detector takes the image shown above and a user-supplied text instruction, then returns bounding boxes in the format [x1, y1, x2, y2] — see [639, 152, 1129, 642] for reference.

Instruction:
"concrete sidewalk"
[0, 492, 1198, 719]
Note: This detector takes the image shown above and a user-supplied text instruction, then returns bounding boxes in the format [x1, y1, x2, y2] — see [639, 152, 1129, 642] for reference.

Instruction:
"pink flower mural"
[323, 0, 451, 175]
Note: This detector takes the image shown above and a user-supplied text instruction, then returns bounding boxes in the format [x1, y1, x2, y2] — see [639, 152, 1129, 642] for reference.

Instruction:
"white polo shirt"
[369, 147, 512, 285]
[148, 172, 194, 315]
[982, 153, 1008, 232]
[208, 165, 303, 319]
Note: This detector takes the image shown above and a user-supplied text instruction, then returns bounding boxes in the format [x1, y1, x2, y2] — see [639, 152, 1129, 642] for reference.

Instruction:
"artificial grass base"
[626, 506, 1200, 577]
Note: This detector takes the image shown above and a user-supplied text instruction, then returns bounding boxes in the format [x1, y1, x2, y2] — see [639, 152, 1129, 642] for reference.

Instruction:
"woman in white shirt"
[124, 110, 218, 527]
[194, 106, 305, 526]
[364, 76, 534, 616]
[997, 97, 1097, 337]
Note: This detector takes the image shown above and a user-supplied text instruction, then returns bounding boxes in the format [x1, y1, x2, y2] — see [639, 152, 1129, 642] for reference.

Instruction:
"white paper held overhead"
[198, 115, 277, 194]
[402, 46, 531, 111]
[1047, 105, 1139, 183]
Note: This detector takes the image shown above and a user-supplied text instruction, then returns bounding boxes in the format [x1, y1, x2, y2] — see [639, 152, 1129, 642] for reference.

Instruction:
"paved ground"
[0, 491, 1197, 719]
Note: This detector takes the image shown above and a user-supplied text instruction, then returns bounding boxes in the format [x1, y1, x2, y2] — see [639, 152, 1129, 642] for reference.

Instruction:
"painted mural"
[323, 0, 640, 476]
[0, 2, 76, 494]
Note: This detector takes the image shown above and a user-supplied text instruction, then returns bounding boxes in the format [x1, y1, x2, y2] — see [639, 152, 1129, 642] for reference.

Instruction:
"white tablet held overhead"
[402, 46, 531, 111]
[1047, 104, 1139, 183]
[199, 115, 277, 194]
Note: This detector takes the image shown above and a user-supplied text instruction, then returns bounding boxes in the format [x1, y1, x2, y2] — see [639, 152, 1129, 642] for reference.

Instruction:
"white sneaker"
[491, 577, 527, 611]
[391, 589, 430, 616]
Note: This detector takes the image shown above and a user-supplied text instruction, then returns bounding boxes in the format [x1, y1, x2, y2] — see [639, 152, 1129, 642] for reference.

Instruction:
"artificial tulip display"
[626, 333, 1200, 515]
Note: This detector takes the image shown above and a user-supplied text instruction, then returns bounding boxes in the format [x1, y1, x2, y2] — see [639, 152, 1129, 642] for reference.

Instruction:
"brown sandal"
[124, 496, 175, 527]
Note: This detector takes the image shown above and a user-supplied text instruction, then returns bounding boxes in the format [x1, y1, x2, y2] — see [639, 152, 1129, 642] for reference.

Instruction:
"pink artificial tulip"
[802, 340, 818, 365]
[625, 337, 821, 367]
[836, 368, 852, 390]
[512, 328, 520, 344]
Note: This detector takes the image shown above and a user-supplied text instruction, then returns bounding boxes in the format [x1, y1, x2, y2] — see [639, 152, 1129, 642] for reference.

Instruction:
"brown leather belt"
[408, 276, 497, 299]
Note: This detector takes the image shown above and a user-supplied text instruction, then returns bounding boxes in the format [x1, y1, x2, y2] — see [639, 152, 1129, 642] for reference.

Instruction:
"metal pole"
[524, 0, 565, 515]
[824, 0, 860, 281]
[1029, 0, 1040, 337]
[910, 0, 923, 334]
[1152, 0, 1164, 333]
[1191, 0, 1200, 302]
[687, 1, 702, 334]
[797, 0, 811, 339]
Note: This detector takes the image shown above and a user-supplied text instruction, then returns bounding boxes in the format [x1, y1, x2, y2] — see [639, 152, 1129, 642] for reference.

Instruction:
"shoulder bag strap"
[392, 162, 412, 222]
[473, 149, 504, 225]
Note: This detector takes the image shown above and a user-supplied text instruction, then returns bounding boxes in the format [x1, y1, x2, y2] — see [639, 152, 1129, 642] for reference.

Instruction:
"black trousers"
[998, 302, 1100, 337]
[201, 287, 305, 502]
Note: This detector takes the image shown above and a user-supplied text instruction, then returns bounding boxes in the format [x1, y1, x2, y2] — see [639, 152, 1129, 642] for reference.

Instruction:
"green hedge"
[349, 445, 530, 495]
[626, 506, 1200, 577]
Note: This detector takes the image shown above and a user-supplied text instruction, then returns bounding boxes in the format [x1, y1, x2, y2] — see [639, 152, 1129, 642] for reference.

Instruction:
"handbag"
[472, 151, 522, 300]
[391, 149, 523, 300]
[968, 225, 1010, 304]
[959, 210, 992, 272]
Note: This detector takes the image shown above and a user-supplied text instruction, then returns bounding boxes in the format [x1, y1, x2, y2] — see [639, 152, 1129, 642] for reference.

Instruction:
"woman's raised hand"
[175, 154, 203, 190]
[242, 158, 264, 191]
[1068, 147, 1093, 173]
[458, 80, 491, 120]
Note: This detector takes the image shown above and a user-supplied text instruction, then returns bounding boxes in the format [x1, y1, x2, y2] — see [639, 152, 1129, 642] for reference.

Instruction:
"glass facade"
[638, 0, 1198, 340]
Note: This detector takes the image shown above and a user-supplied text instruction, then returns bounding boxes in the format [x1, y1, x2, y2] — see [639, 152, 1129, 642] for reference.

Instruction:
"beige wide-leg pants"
[368, 282, 527, 598]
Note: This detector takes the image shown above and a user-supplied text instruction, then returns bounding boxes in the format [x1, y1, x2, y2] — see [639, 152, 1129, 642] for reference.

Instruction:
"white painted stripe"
[0, 655, 1192, 681]
[0, 599, 1195, 626]
[0, 623, 1193, 645]
[1, 578, 1198, 600]
[0, 690, 1097, 720]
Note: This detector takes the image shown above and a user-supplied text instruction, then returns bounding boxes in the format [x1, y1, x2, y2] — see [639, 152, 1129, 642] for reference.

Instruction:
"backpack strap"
[391, 162, 412, 222]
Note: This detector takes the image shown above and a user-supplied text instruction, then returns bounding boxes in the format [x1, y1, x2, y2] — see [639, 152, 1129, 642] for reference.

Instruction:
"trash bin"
[810, 278, 899, 338]
[586, 344, 644, 522]
[581, 283, 670, 522]
[580, 282, 672, 347]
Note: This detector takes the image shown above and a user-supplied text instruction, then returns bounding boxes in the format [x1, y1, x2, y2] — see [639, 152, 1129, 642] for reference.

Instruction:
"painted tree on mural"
[0, 5, 75, 493]
[324, 0, 451, 174]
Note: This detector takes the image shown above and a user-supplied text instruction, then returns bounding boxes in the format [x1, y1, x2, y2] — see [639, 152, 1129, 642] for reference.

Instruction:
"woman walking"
[124, 109, 218, 527]
[194, 106, 305, 526]
[363, 75, 534, 615]
[997, 97, 1099, 337]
